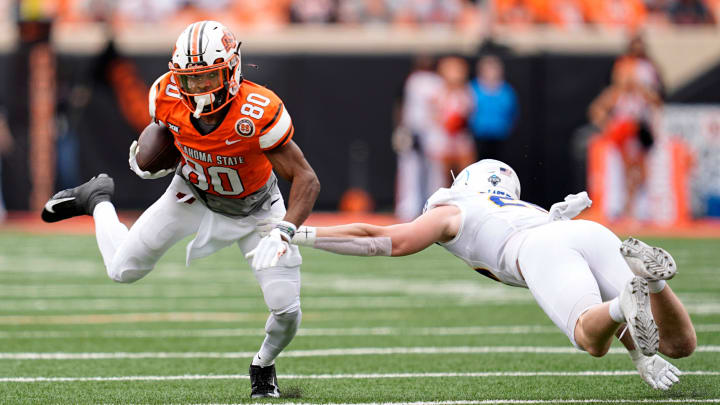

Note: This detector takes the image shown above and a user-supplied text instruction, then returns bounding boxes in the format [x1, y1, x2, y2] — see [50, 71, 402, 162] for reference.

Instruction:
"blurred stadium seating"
[1, 0, 719, 227]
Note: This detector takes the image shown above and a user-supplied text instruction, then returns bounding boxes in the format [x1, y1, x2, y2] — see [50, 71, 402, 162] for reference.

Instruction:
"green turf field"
[0, 232, 717, 404]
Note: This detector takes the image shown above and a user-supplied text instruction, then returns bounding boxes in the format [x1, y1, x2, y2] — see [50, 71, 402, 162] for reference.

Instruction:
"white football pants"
[517, 219, 634, 347]
[92, 174, 302, 363]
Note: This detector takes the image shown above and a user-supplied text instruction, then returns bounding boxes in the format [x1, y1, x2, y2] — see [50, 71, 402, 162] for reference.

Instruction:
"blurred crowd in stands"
[584, 33, 664, 222]
[4, 0, 717, 30]
[392, 53, 518, 220]
[392, 32, 667, 222]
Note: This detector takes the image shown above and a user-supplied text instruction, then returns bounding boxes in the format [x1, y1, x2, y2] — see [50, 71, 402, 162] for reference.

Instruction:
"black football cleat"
[249, 364, 281, 398]
[41, 174, 115, 223]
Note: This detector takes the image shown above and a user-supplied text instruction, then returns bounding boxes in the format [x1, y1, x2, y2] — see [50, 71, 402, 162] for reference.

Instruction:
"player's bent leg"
[105, 177, 204, 283]
[248, 255, 302, 398]
[573, 302, 620, 357]
[254, 264, 302, 364]
[653, 284, 697, 358]
[518, 222, 608, 353]
[620, 238, 696, 358]
[93, 201, 130, 270]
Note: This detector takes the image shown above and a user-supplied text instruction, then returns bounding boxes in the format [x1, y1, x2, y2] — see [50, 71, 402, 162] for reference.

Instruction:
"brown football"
[136, 123, 181, 172]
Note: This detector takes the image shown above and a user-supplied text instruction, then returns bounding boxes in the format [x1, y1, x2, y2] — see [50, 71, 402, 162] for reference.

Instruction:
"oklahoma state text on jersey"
[148, 72, 294, 198]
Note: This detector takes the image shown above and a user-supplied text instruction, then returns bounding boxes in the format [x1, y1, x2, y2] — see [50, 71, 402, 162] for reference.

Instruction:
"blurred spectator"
[584, 0, 647, 30]
[612, 33, 664, 97]
[394, 0, 464, 25]
[392, 55, 443, 221]
[0, 108, 12, 222]
[494, 0, 538, 25]
[338, 0, 392, 24]
[114, 0, 181, 24]
[431, 56, 476, 183]
[290, 0, 336, 23]
[533, 0, 586, 29]
[229, 0, 292, 29]
[667, 0, 715, 24]
[55, 78, 89, 190]
[468, 55, 518, 161]
[588, 64, 662, 219]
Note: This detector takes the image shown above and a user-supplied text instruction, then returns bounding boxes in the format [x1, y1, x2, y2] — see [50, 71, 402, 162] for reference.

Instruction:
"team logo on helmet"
[221, 29, 236, 52]
[235, 118, 255, 137]
[488, 174, 501, 186]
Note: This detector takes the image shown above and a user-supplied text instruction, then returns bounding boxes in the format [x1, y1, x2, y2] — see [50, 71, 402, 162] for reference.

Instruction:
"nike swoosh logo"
[225, 139, 242, 145]
[44, 197, 75, 213]
[270, 198, 280, 206]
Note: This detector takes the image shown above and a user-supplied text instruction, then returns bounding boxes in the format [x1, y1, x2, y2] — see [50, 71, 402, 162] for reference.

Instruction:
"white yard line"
[1, 371, 719, 383]
[0, 312, 267, 325]
[193, 400, 720, 405]
[194, 400, 720, 405]
[2, 346, 720, 360]
[0, 325, 560, 339]
[1, 324, 719, 339]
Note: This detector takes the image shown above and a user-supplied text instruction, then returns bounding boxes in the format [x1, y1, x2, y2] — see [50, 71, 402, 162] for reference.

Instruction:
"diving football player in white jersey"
[252, 159, 696, 391]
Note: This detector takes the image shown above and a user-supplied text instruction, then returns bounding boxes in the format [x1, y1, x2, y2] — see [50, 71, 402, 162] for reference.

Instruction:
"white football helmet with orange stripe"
[169, 21, 242, 118]
[451, 159, 522, 200]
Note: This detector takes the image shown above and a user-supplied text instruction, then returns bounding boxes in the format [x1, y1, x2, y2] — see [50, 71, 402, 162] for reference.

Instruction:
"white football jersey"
[426, 188, 550, 287]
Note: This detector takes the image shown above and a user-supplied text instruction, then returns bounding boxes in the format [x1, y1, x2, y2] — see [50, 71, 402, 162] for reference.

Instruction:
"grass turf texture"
[0, 232, 718, 404]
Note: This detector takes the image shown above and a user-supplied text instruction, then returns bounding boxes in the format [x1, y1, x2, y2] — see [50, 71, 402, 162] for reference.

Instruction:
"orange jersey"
[149, 72, 294, 199]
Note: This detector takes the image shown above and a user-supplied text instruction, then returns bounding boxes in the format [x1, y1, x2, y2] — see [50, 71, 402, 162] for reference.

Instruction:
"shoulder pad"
[149, 72, 179, 120]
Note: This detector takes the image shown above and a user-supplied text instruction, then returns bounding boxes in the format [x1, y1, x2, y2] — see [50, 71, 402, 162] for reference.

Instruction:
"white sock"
[648, 280, 666, 294]
[252, 309, 301, 367]
[608, 298, 624, 323]
[628, 348, 644, 362]
[251, 352, 274, 367]
[92, 201, 128, 269]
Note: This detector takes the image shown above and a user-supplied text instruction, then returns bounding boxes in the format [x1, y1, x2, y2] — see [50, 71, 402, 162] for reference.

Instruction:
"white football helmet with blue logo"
[451, 159, 521, 200]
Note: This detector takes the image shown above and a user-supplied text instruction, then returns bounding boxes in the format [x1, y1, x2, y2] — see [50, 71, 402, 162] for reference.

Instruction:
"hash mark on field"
[2, 346, 720, 360]
[1, 371, 719, 383]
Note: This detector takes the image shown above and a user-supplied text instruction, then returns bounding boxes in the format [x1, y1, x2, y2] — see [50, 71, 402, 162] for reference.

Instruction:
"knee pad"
[262, 278, 300, 314]
[107, 256, 152, 284]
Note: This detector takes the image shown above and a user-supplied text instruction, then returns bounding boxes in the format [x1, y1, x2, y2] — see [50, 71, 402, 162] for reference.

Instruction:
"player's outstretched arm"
[265, 140, 321, 227]
[308, 205, 461, 257]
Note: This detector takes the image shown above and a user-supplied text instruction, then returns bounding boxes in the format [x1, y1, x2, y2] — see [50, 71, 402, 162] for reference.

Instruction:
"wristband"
[275, 220, 297, 242]
[292, 226, 317, 246]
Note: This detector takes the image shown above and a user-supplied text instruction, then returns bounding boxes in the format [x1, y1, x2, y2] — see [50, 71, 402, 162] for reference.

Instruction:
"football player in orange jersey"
[41, 21, 321, 398]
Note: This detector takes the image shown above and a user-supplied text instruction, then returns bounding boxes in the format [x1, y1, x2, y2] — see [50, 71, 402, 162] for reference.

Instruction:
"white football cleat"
[619, 276, 659, 356]
[620, 237, 677, 281]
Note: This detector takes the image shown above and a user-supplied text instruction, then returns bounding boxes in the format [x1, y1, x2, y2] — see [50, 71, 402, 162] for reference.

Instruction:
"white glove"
[128, 140, 175, 180]
[246, 221, 296, 270]
[256, 218, 316, 247]
[549, 191, 592, 221]
[630, 349, 681, 390]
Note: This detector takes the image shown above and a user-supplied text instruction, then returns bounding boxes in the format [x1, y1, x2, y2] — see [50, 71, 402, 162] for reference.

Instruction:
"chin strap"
[193, 94, 215, 118]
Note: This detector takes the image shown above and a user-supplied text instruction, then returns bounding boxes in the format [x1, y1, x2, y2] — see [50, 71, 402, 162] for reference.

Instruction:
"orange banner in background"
[586, 134, 693, 227]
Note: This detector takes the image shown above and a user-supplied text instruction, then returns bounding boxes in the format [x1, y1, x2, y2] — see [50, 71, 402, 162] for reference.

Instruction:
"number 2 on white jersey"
[489, 195, 547, 213]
